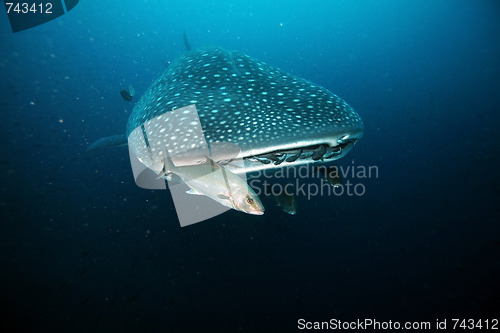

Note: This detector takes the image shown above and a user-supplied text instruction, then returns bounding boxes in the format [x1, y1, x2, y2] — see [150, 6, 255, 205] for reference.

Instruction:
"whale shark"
[89, 46, 363, 216]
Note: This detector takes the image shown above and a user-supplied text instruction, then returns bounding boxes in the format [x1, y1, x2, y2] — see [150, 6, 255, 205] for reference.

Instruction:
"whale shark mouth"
[219, 138, 359, 174]
[248, 141, 354, 164]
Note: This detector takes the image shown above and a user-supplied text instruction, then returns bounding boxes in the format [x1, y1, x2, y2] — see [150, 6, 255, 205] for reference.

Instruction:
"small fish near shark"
[267, 184, 298, 216]
[158, 149, 265, 215]
[88, 45, 364, 218]
[120, 84, 136, 102]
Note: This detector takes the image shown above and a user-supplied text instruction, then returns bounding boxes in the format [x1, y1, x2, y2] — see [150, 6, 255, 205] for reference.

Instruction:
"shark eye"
[246, 197, 254, 205]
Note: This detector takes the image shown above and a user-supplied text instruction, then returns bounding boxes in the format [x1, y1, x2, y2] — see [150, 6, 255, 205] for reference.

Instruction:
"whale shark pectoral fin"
[86, 135, 128, 152]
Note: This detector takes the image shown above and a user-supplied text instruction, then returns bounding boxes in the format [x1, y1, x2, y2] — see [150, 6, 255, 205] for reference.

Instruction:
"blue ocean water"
[0, 0, 499, 331]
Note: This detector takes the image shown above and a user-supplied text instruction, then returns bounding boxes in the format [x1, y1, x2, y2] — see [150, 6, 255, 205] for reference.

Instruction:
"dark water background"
[0, 0, 499, 331]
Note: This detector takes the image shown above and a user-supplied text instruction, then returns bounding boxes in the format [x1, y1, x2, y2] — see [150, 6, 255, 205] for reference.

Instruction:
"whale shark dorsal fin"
[86, 135, 127, 152]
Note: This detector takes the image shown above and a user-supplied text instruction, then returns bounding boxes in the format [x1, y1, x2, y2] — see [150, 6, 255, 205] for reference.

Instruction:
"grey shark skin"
[127, 47, 363, 174]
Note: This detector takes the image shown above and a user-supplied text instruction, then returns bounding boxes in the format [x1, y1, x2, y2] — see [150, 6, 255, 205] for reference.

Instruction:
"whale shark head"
[126, 47, 363, 174]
